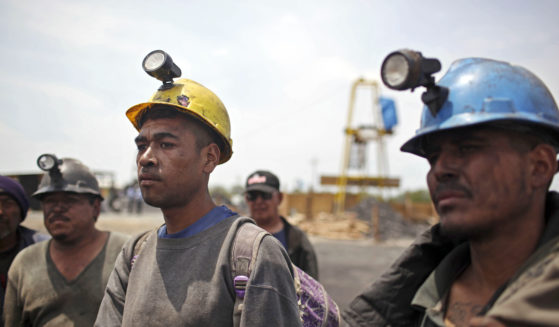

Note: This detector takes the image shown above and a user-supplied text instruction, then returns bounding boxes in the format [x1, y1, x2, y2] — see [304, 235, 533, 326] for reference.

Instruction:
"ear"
[528, 144, 557, 189]
[202, 143, 220, 174]
[92, 198, 101, 222]
[278, 192, 284, 204]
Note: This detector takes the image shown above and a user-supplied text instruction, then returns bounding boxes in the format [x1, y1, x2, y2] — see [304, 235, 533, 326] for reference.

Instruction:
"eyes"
[426, 143, 482, 166]
[136, 141, 176, 152]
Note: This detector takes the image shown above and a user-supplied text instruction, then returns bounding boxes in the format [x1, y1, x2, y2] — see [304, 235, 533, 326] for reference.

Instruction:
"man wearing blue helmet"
[344, 52, 559, 327]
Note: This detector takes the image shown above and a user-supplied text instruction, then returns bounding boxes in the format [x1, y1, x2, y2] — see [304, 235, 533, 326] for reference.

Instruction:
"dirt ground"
[22, 208, 415, 311]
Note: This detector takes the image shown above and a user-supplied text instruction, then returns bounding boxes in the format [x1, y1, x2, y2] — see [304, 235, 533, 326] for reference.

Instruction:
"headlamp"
[142, 50, 182, 89]
[37, 153, 63, 186]
[37, 154, 61, 172]
[380, 49, 449, 116]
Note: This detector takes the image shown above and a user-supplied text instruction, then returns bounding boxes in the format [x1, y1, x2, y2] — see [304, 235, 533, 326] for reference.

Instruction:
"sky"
[1, 0, 559, 194]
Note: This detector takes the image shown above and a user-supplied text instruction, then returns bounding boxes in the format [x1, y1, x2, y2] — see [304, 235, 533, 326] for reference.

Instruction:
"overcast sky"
[1, 0, 558, 194]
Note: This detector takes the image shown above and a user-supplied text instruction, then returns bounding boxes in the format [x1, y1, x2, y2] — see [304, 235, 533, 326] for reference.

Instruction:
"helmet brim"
[126, 102, 233, 164]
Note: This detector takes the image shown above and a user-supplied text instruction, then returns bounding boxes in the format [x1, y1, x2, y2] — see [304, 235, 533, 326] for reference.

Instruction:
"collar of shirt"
[411, 242, 470, 326]
[272, 227, 288, 249]
[158, 205, 237, 239]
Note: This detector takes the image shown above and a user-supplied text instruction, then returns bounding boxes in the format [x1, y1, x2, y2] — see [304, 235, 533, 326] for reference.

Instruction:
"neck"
[467, 208, 545, 290]
[51, 228, 105, 253]
[161, 191, 217, 234]
[259, 216, 284, 234]
[0, 231, 18, 252]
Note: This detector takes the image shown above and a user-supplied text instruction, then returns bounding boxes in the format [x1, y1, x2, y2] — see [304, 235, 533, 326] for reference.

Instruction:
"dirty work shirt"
[157, 205, 236, 238]
[3, 232, 129, 327]
[94, 216, 302, 327]
[280, 216, 319, 280]
[343, 191, 559, 327]
[1, 226, 49, 325]
[412, 235, 559, 326]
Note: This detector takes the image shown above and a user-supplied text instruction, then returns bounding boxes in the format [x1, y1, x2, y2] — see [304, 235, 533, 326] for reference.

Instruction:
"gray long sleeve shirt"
[95, 216, 301, 327]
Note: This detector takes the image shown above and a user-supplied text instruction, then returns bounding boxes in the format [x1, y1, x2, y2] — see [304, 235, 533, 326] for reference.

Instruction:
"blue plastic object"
[380, 96, 398, 132]
[401, 58, 559, 156]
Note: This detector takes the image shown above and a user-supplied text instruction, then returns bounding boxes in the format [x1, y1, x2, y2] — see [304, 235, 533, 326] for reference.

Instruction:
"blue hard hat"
[401, 58, 559, 157]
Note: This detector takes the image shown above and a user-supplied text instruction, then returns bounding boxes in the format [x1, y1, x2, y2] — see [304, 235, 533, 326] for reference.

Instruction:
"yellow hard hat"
[126, 78, 233, 164]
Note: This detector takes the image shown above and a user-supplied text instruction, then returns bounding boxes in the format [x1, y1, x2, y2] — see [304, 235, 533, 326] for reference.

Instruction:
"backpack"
[232, 221, 340, 327]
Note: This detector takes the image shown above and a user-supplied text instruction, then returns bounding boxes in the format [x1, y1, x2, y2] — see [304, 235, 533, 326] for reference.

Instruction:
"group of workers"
[1, 48, 558, 327]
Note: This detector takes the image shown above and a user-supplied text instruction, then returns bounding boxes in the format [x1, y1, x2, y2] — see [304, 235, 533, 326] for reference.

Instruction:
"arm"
[3, 266, 23, 326]
[94, 240, 134, 327]
[343, 223, 458, 327]
[241, 236, 302, 327]
[297, 232, 319, 281]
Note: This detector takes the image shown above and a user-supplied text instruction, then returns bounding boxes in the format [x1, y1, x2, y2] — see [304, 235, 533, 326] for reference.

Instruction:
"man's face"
[135, 117, 208, 209]
[41, 192, 100, 242]
[245, 190, 282, 226]
[0, 194, 22, 240]
[425, 128, 533, 240]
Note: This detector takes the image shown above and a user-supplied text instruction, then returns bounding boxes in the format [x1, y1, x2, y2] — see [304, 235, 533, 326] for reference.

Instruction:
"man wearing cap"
[343, 54, 559, 326]
[95, 52, 300, 327]
[245, 170, 319, 280]
[3, 157, 129, 326]
[0, 176, 49, 324]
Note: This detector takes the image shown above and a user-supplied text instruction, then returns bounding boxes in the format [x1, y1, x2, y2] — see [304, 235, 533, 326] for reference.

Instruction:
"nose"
[48, 199, 69, 212]
[138, 146, 157, 168]
[429, 149, 460, 183]
[253, 195, 265, 203]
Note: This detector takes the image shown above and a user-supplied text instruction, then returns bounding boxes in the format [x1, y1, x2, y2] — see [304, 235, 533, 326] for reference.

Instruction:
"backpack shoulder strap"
[130, 227, 158, 269]
[231, 220, 269, 327]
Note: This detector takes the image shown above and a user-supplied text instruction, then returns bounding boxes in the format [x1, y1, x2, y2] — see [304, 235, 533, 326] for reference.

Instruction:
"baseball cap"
[245, 170, 280, 194]
[0, 175, 30, 220]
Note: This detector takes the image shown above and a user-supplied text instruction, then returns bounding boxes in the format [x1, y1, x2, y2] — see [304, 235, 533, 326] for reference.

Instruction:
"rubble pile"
[350, 197, 430, 240]
[289, 197, 431, 241]
[290, 212, 370, 240]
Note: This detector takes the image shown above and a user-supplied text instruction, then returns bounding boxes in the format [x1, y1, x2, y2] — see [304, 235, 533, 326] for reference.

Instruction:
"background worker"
[245, 170, 319, 279]
[3, 155, 129, 326]
[95, 50, 301, 326]
[0, 176, 49, 324]
[343, 51, 559, 327]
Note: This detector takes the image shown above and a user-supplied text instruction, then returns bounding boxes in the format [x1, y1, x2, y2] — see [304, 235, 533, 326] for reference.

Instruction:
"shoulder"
[105, 231, 132, 255]
[230, 217, 289, 261]
[486, 239, 559, 324]
[281, 217, 314, 248]
[108, 231, 132, 246]
[18, 225, 50, 245]
[8, 241, 49, 275]
[281, 216, 305, 236]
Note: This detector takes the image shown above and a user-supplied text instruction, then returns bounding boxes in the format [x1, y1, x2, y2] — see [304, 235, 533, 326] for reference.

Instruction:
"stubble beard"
[0, 229, 12, 240]
[439, 211, 500, 242]
[0, 217, 17, 240]
[141, 186, 195, 210]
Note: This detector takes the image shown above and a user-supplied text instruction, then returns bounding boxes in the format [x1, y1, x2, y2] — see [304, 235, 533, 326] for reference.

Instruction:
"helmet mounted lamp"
[37, 153, 63, 187]
[142, 50, 182, 90]
[381, 49, 449, 116]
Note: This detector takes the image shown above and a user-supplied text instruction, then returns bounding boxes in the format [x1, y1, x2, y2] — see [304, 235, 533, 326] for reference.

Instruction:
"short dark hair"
[137, 105, 224, 153]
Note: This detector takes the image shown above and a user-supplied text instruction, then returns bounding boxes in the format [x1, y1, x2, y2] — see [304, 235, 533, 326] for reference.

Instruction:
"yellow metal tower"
[321, 78, 399, 214]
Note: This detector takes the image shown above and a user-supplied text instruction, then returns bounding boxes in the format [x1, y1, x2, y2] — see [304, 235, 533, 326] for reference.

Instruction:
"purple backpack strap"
[231, 221, 268, 326]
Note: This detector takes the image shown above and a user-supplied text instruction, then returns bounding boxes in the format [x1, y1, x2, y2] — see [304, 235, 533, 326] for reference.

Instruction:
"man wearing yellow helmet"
[95, 66, 301, 326]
